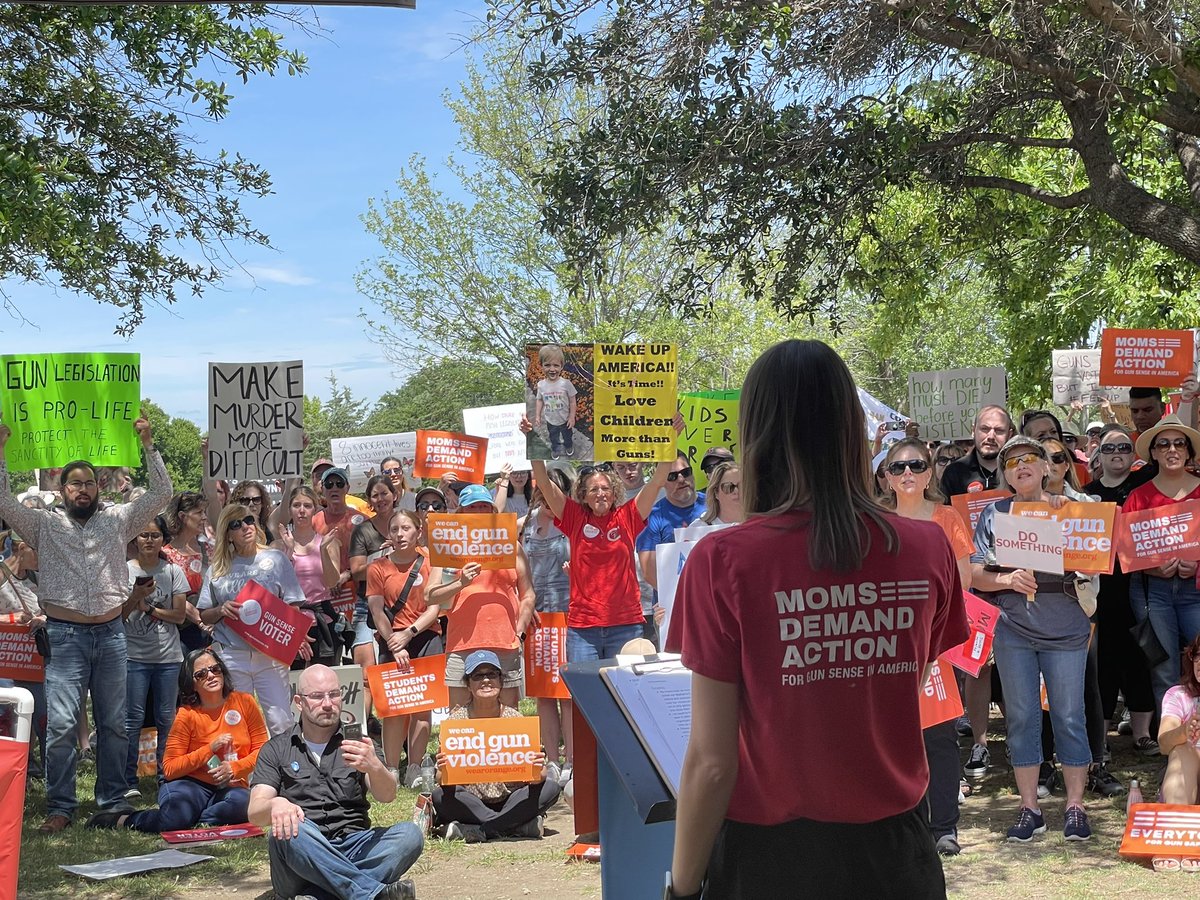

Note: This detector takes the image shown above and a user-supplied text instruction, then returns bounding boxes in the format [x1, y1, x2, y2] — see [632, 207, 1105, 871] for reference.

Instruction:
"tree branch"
[923, 131, 1074, 152]
[1074, 0, 1200, 98]
[957, 175, 1092, 209]
[1169, 130, 1200, 207]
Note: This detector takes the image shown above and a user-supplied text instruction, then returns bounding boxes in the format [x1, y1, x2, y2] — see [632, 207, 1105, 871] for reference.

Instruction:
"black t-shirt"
[250, 724, 370, 839]
[1083, 468, 1154, 585]
[940, 450, 1002, 502]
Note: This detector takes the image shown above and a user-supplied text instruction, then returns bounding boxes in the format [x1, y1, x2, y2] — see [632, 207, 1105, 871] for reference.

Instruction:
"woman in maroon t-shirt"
[519, 415, 671, 661]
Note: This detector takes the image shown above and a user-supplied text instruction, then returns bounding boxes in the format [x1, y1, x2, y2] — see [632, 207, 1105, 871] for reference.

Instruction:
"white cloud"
[241, 265, 318, 287]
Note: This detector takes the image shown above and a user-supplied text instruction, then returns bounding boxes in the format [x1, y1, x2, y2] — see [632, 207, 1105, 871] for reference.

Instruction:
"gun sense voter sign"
[426, 513, 518, 570]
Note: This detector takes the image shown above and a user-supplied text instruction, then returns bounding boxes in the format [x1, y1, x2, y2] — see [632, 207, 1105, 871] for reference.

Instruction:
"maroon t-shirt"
[554, 499, 646, 629]
[666, 510, 968, 825]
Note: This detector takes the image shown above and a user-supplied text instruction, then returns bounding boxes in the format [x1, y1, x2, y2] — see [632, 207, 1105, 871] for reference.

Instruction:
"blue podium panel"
[597, 750, 675, 900]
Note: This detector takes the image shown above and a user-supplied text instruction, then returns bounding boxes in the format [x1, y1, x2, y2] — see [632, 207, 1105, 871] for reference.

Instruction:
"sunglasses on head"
[1002, 452, 1044, 471]
[1048, 452, 1069, 464]
[666, 466, 693, 482]
[1100, 442, 1133, 455]
[226, 514, 257, 531]
[417, 500, 446, 512]
[886, 459, 929, 476]
[192, 663, 222, 681]
[580, 463, 614, 477]
[1153, 437, 1191, 451]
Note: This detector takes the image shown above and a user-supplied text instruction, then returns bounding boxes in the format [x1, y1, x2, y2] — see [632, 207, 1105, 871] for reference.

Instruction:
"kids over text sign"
[1, 353, 141, 468]
[425, 513, 518, 570]
[226, 580, 310, 665]
[592, 343, 678, 461]
[366, 656, 448, 717]
[440, 716, 542, 785]
[1100, 329, 1195, 388]
[207, 361, 304, 480]
[412, 430, 487, 483]
[1115, 500, 1200, 572]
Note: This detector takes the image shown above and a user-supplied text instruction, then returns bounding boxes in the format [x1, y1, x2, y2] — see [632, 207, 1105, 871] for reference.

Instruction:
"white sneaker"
[558, 763, 573, 786]
[444, 821, 485, 843]
[122, 787, 141, 801]
[403, 764, 422, 788]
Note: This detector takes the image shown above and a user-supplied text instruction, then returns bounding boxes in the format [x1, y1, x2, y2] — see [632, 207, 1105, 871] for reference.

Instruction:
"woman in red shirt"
[1124, 415, 1200, 710]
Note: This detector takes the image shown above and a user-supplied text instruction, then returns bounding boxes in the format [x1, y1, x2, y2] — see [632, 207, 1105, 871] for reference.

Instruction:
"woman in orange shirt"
[86, 649, 269, 833]
[883, 437, 972, 857]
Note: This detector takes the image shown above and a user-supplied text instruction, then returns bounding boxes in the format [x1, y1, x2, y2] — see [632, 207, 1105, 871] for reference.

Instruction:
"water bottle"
[1126, 778, 1143, 817]
[415, 755, 436, 793]
[223, 744, 238, 765]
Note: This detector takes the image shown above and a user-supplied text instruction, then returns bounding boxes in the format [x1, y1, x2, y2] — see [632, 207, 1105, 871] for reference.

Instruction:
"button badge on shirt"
[582, 524, 600, 539]
[606, 528, 621, 541]
[291, 761, 300, 772]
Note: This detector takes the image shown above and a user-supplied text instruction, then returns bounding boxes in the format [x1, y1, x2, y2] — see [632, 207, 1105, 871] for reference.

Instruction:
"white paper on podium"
[600, 661, 692, 797]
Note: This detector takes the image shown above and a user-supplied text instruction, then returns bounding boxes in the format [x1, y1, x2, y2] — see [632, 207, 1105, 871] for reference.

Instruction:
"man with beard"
[0, 414, 171, 833]
[249, 664, 422, 900]
[940, 405, 1014, 497]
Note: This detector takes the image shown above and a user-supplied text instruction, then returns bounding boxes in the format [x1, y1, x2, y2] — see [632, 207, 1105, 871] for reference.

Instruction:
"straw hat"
[1134, 414, 1200, 461]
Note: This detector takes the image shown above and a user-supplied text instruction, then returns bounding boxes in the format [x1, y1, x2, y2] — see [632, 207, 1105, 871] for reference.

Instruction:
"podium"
[562, 659, 676, 900]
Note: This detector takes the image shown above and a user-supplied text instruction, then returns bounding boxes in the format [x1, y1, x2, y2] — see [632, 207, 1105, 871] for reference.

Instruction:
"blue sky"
[0, 2, 489, 425]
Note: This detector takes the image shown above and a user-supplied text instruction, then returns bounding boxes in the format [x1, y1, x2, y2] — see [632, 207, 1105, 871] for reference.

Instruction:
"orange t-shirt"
[443, 567, 520, 654]
[366, 550, 440, 634]
[314, 506, 368, 572]
[932, 505, 973, 560]
[162, 691, 269, 787]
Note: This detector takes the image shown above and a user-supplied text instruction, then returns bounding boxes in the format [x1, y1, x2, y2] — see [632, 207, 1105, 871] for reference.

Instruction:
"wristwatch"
[664, 872, 702, 900]
[408, 625, 419, 636]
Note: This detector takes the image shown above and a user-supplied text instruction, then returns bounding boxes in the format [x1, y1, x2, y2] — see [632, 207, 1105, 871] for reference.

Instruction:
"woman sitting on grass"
[1160, 633, 1200, 806]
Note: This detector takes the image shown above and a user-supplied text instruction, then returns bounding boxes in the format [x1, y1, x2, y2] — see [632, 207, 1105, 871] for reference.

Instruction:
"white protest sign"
[908, 367, 1006, 441]
[1051, 349, 1129, 406]
[857, 387, 908, 440]
[331, 432, 417, 493]
[60, 849, 214, 881]
[657, 524, 729, 643]
[461, 403, 531, 474]
[993, 512, 1065, 575]
[207, 361, 304, 480]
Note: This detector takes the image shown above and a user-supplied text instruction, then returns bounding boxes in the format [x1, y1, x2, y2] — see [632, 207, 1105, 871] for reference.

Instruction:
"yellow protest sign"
[592, 343, 677, 461]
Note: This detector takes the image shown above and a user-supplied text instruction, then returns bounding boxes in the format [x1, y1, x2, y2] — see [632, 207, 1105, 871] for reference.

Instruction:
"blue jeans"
[125, 660, 180, 788]
[566, 624, 644, 662]
[1131, 574, 1200, 710]
[992, 623, 1090, 768]
[126, 777, 249, 833]
[44, 617, 131, 819]
[269, 819, 424, 900]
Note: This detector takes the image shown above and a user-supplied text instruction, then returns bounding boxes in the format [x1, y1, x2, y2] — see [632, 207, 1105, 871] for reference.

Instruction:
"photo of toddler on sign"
[524, 343, 594, 461]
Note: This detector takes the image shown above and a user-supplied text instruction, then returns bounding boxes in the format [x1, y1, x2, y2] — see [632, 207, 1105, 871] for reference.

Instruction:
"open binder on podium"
[599, 655, 691, 798]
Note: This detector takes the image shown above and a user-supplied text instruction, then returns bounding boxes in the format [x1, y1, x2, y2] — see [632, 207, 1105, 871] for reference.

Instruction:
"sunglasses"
[666, 466, 694, 482]
[580, 463, 614, 477]
[1048, 452, 1069, 464]
[324, 479, 347, 489]
[137, 531, 164, 540]
[1153, 437, 1191, 451]
[1100, 442, 1133, 455]
[237, 495, 263, 505]
[1062, 435, 1078, 445]
[718, 481, 740, 495]
[417, 500, 446, 512]
[382, 468, 402, 476]
[935, 456, 957, 466]
[192, 664, 222, 681]
[226, 514, 257, 531]
[1002, 452, 1044, 471]
[886, 459, 929, 476]
[468, 669, 501, 682]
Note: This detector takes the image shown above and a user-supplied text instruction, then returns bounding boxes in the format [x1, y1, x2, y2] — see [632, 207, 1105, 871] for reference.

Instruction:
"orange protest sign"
[1120, 804, 1200, 858]
[136, 727, 158, 777]
[440, 715, 541, 785]
[1115, 500, 1200, 573]
[1012, 501, 1117, 574]
[0, 623, 44, 682]
[950, 489, 1009, 534]
[1100, 328, 1195, 387]
[426, 513, 518, 570]
[365, 655, 448, 718]
[412, 430, 488, 483]
[918, 657, 962, 729]
[525, 612, 570, 699]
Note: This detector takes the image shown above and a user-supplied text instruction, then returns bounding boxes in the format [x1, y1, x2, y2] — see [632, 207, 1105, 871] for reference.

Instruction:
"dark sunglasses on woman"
[1048, 452, 1069, 464]
[226, 514, 256, 531]
[885, 459, 929, 476]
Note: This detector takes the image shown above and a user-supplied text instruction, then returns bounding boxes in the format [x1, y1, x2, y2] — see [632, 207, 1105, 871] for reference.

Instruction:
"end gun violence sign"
[425, 513, 518, 570]
[1, 353, 142, 469]
[207, 361, 304, 480]
[440, 716, 542, 785]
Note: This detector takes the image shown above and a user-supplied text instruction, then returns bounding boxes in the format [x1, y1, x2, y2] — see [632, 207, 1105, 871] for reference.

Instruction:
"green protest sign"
[677, 390, 739, 489]
[1, 353, 142, 468]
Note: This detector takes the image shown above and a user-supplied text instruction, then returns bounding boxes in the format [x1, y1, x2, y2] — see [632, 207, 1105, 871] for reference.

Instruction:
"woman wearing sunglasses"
[88, 648, 268, 833]
[1040, 438, 1089, 499]
[700, 462, 744, 525]
[1123, 415, 1200, 710]
[196, 503, 308, 736]
[971, 436, 1095, 843]
[880, 438, 973, 856]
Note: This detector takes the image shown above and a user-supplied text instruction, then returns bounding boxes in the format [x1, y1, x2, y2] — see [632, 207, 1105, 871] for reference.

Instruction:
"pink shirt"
[1163, 685, 1200, 747]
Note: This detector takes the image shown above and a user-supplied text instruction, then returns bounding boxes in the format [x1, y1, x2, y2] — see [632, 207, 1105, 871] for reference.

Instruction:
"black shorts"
[704, 805, 945, 899]
[377, 627, 443, 665]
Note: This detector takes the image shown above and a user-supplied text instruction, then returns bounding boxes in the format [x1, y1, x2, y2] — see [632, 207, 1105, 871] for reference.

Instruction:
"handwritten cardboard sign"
[1115, 500, 1200, 572]
[1012, 501, 1118, 574]
[461, 404, 531, 474]
[331, 431, 416, 493]
[287, 664, 365, 729]
[950, 489, 1009, 534]
[907, 367, 1006, 442]
[525, 612, 569, 699]
[413, 429, 487, 483]
[592, 343, 678, 462]
[426, 513, 518, 570]
[207, 361, 304, 480]
[366, 655, 448, 718]
[677, 390, 739, 489]
[1100, 329, 1195, 388]
[0, 623, 44, 682]
[226, 580, 310, 665]
[1119, 804, 1200, 858]
[0, 353, 141, 468]
[993, 513, 1065, 574]
[943, 592, 998, 677]
[440, 716, 541, 785]
[1051, 349, 1129, 405]
[918, 657, 963, 729]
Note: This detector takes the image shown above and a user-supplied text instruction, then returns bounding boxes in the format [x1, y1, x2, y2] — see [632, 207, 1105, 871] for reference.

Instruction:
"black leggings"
[1097, 573, 1156, 716]
[432, 779, 562, 837]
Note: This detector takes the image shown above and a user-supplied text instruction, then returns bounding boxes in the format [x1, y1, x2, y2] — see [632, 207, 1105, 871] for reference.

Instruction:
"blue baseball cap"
[455, 484, 496, 510]
[463, 649, 502, 675]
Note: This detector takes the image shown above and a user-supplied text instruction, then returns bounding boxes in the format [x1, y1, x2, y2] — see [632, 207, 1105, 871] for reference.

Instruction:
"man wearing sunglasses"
[636, 454, 706, 604]
[0, 413, 173, 835]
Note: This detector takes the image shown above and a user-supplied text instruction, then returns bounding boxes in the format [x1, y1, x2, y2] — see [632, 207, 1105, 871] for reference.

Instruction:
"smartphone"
[134, 575, 153, 586]
[343, 723, 363, 742]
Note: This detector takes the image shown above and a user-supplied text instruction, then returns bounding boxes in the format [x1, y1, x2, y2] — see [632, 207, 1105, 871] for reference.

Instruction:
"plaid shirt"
[0, 449, 172, 617]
